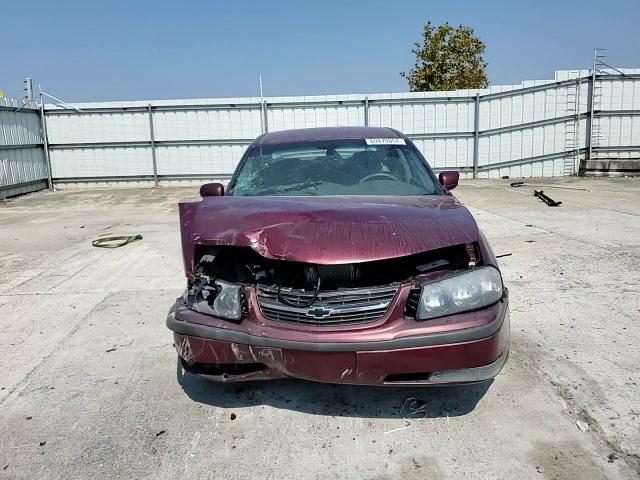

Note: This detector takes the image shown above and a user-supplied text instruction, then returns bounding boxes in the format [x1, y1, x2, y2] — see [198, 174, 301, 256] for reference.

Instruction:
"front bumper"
[167, 292, 510, 386]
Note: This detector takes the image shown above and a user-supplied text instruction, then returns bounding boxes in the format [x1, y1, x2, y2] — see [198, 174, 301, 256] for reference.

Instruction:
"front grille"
[256, 284, 398, 326]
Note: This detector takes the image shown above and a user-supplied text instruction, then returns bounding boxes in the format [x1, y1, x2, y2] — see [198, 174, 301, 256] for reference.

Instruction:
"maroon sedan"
[167, 127, 509, 386]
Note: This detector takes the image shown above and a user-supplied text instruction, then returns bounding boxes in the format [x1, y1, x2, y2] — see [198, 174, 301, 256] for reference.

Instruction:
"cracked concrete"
[0, 178, 638, 479]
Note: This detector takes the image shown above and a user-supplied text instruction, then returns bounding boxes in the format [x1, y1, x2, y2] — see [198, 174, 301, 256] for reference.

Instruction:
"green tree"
[401, 22, 488, 92]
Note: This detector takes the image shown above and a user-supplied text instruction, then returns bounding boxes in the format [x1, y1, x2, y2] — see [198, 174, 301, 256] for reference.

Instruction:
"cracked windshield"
[228, 139, 440, 196]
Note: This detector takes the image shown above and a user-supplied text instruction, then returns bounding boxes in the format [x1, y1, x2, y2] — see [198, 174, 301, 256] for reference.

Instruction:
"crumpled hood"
[179, 195, 481, 274]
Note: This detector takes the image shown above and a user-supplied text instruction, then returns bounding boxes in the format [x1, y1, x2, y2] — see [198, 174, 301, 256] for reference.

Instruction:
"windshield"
[228, 139, 442, 196]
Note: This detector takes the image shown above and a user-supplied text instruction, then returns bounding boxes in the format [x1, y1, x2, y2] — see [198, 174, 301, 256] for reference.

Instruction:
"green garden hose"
[91, 234, 143, 248]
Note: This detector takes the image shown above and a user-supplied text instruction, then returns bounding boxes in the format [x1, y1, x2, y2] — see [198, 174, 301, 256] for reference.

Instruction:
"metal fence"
[0, 98, 49, 198]
[7, 68, 640, 189]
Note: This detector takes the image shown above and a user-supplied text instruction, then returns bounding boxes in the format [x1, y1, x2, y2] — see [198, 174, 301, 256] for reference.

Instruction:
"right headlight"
[186, 278, 243, 321]
[417, 266, 503, 320]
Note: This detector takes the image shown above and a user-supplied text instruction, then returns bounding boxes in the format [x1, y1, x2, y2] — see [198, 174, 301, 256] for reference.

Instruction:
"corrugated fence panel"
[153, 108, 263, 141]
[370, 100, 474, 133]
[46, 111, 149, 144]
[593, 116, 640, 147]
[156, 144, 247, 176]
[478, 124, 567, 163]
[0, 109, 43, 145]
[589, 75, 640, 161]
[597, 77, 640, 110]
[0, 146, 47, 187]
[49, 146, 152, 178]
[411, 138, 474, 171]
[0, 99, 48, 198]
[151, 106, 261, 177]
[42, 69, 640, 185]
[368, 98, 475, 172]
[267, 103, 364, 131]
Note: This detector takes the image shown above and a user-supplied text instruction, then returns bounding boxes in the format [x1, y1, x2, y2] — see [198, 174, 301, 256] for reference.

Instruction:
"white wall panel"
[46, 111, 149, 144]
[411, 138, 474, 170]
[267, 104, 363, 131]
[42, 69, 640, 183]
[593, 116, 640, 146]
[156, 144, 248, 175]
[50, 147, 153, 178]
[478, 122, 572, 170]
[595, 149, 640, 159]
[368, 101, 474, 134]
[153, 108, 262, 141]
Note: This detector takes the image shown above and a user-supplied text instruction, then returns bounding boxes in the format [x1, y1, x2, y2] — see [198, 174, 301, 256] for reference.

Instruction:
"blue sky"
[1, 0, 638, 102]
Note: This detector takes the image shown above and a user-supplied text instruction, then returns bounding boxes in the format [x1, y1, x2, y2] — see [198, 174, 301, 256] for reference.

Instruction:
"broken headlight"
[186, 277, 243, 321]
[417, 267, 503, 320]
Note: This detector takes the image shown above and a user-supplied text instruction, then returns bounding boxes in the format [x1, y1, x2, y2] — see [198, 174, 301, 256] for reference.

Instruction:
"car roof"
[252, 126, 404, 146]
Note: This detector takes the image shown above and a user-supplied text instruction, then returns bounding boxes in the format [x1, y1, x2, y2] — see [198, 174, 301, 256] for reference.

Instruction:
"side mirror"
[200, 182, 225, 197]
[438, 171, 459, 191]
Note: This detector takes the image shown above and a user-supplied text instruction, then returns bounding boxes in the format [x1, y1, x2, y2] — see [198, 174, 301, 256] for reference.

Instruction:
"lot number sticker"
[365, 138, 406, 145]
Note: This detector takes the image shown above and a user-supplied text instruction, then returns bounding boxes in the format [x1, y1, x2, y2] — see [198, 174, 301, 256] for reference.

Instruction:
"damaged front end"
[168, 194, 509, 386]
[185, 240, 479, 322]
[170, 238, 509, 385]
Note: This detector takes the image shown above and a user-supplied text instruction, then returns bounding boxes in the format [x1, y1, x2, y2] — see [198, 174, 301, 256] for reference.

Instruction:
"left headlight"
[417, 267, 503, 321]
[187, 279, 243, 321]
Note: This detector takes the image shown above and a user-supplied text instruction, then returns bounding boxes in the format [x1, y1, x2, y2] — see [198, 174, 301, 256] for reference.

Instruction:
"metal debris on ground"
[385, 398, 431, 435]
[511, 181, 588, 191]
[92, 234, 143, 248]
[496, 253, 513, 258]
[400, 397, 429, 419]
[383, 422, 412, 435]
[534, 190, 562, 207]
[576, 419, 589, 432]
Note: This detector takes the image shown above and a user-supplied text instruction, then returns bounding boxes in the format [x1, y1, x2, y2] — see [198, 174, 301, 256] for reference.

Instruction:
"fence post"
[364, 97, 369, 126]
[261, 101, 269, 133]
[473, 93, 480, 179]
[39, 101, 53, 190]
[147, 104, 159, 187]
[585, 69, 596, 161]
[25, 78, 33, 103]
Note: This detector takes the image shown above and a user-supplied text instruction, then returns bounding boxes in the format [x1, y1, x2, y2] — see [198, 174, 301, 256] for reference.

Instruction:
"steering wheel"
[359, 172, 399, 183]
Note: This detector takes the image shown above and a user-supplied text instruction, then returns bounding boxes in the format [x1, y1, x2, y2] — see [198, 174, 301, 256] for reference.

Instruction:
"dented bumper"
[167, 293, 509, 386]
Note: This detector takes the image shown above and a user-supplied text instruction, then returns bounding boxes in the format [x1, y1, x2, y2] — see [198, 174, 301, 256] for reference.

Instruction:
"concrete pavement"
[0, 178, 638, 479]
